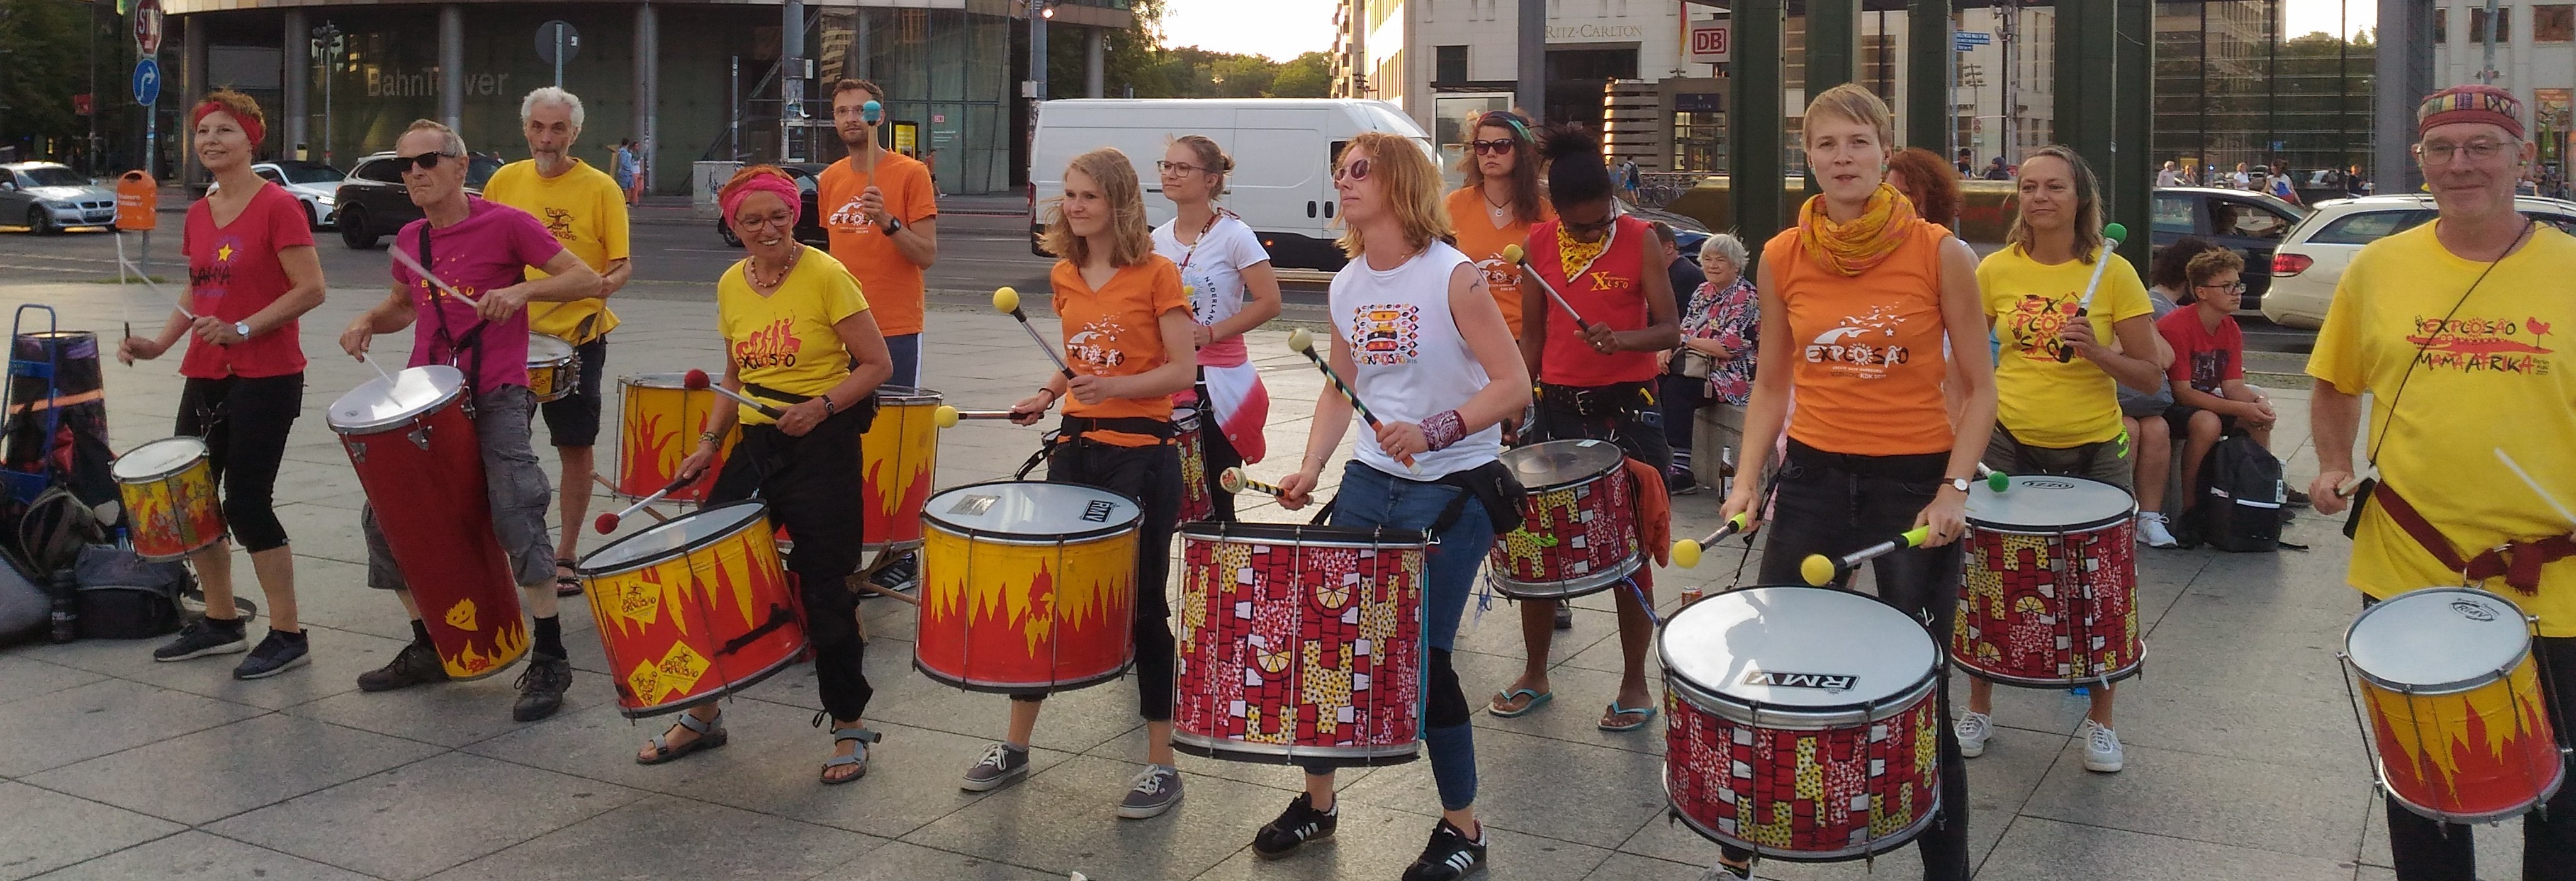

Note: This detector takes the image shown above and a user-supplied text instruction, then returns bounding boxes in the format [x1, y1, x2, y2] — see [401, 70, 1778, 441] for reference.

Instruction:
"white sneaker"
[2136, 512, 2179, 548]
[2083, 720, 2125, 773]
[1955, 712, 1993, 758]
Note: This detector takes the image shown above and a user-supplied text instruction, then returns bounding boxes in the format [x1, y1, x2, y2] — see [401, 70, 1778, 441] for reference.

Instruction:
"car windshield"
[466, 155, 503, 189]
[276, 162, 344, 184]
[16, 167, 89, 188]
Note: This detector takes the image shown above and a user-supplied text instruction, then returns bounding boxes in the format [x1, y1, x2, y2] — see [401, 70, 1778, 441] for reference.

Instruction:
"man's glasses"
[2195, 281, 2248, 295]
[2416, 139, 2512, 164]
[1333, 159, 1371, 182]
[402, 152, 458, 172]
[1470, 139, 1518, 155]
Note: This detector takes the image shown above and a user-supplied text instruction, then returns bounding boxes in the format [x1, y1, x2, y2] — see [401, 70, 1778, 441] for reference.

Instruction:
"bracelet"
[1420, 409, 1467, 451]
[699, 431, 721, 445]
[821, 395, 838, 416]
[1037, 387, 1060, 405]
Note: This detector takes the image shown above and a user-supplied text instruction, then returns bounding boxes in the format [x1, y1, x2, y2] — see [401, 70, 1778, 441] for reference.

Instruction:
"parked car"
[254, 160, 345, 228]
[2260, 194, 2576, 329]
[0, 162, 117, 234]
[712, 162, 831, 249]
[332, 151, 503, 249]
[2150, 186, 2309, 310]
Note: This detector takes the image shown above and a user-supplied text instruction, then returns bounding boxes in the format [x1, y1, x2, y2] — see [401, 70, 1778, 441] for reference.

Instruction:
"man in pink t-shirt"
[337, 120, 600, 721]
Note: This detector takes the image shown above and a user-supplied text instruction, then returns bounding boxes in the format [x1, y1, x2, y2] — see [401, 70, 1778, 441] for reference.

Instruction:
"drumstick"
[2056, 222, 2129, 364]
[1800, 525, 1932, 586]
[991, 286, 1077, 379]
[1500, 244, 1592, 333]
[115, 236, 196, 320]
[595, 473, 701, 534]
[931, 405, 1022, 429]
[359, 352, 397, 386]
[1285, 327, 1414, 471]
[1217, 467, 1288, 498]
[680, 369, 787, 420]
[387, 245, 483, 310]
[2495, 448, 2576, 527]
[1976, 463, 2010, 492]
[1670, 512, 1752, 569]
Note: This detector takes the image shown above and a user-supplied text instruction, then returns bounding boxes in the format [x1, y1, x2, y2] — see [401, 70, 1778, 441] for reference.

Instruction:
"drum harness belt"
[416, 227, 487, 417]
[1010, 416, 1179, 481]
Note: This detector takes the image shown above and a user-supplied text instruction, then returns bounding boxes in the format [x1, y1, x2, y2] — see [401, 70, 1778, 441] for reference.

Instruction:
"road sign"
[132, 59, 161, 106]
[1954, 30, 1992, 51]
[1690, 21, 1731, 64]
[536, 21, 580, 65]
[134, 0, 164, 55]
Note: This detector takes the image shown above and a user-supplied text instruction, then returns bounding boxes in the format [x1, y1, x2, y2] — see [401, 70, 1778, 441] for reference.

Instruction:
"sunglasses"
[402, 151, 458, 172]
[1563, 210, 1621, 235]
[1470, 139, 1519, 155]
[1333, 159, 1371, 182]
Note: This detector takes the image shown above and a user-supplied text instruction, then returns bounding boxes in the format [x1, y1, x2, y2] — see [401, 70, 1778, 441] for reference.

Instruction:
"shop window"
[2537, 5, 2575, 41]
[1435, 45, 1467, 84]
[2471, 6, 2509, 42]
[2436, 8, 2448, 42]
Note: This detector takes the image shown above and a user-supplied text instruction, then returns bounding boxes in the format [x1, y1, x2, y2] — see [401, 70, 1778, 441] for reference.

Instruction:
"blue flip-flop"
[1599, 702, 1657, 732]
[1488, 687, 1553, 717]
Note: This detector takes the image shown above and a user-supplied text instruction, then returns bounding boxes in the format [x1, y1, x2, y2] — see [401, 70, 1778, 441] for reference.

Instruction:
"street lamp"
[310, 23, 342, 166]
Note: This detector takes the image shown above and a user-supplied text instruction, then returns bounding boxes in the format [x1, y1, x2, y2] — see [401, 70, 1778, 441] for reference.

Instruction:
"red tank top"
[1529, 215, 1660, 386]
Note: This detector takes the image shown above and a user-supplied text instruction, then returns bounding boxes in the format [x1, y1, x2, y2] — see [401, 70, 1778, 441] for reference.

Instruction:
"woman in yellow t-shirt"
[650, 166, 895, 785]
[1966, 145, 2170, 775]
[1444, 110, 1554, 339]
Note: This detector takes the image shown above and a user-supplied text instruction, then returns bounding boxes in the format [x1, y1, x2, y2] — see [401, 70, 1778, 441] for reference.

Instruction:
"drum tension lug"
[347, 441, 366, 464]
[407, 424, 432, 450]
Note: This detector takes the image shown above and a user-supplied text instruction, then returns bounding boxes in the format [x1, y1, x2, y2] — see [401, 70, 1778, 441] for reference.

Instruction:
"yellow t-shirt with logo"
[716, 246, 870, 426]
[480, 158, 629, 344]
[1979, 244, 2154, 447]
[2306, 221, 2576, 634]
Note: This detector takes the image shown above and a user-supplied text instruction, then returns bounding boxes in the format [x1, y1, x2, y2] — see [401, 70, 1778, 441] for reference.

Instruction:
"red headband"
[720, 172, 802, 227]
[191, 100, 264, 149]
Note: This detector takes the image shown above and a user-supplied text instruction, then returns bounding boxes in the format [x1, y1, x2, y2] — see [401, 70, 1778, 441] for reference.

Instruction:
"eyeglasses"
[1333, 159, 1371, 182]
[1155, 160, 1207, 176]
[2416, 139, 2512, 164]
[402, 151, 458, 172]
[2195, 281, 2248, 295]
[1470, 139, 1519, 155]
[1563, 207, 1623, 235]
[735, 210, 796, 230]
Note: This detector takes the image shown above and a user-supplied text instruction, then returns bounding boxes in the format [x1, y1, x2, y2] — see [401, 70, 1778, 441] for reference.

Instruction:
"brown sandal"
[637, 712, 727, 765]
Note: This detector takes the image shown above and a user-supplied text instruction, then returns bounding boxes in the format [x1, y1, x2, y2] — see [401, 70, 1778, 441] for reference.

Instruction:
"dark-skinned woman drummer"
[121, 90, 327, 680]
[653, 166, 894, 785]
[1487, 123, 1681, 734]
[1257, 131, 1532, 881]
[1711, 83, 1997, 881]
[964, 147, 1197, 821]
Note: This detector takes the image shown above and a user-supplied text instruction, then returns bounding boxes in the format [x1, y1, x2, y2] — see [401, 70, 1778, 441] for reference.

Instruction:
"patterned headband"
[2418, 85, 2525, 140]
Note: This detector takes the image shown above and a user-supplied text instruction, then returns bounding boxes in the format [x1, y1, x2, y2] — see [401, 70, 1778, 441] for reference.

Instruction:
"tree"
[0, 0, 106, 165]
[1270, 52, 1329, 98]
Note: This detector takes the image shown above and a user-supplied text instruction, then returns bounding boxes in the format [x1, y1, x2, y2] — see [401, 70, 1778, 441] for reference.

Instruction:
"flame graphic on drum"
[925, 550, 1128, 659]
[621, 410, 683, 495]
[445, 619, 528, 677]
[2367, 661, 2562, 814]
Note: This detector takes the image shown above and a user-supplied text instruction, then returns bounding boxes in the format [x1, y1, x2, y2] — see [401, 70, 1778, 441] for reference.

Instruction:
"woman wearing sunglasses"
[1486, 123, 1680, 734]
[1153, 135, 1281, 522]
[1445, 111, 1554, 339]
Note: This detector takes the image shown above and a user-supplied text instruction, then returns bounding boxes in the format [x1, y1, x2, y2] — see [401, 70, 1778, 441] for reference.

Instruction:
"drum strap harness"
[416, 228, 490, 404]
[2370, 481, 2574, 594]
[1011, 417, 1178, 481]
[740, 382, 880, 434]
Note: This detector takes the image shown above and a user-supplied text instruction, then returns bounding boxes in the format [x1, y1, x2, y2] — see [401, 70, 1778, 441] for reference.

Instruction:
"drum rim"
[326, 365, 469, 434]
[111, 435, 211, 481]
[1656, 585, 1942, 726]
[1491, 552, 1645, 598]
[872, 384, 945, 405]
[913, 655, 1135, 694]
[526, 335, 577, 361]
[1663, 775, 1943, 861]
[2344, 586, 2534, 695]
[1177, 520, 1433, 550]
[1172, 732, 1424, 765]
[921, 479, 1144, 544]
[1500, 438, 1628, 491]
[1965, 474, 2139, 532]
[575, 500, 772, 576]
[2378, 751, 2566, 826]
[618, 371, 717, 390]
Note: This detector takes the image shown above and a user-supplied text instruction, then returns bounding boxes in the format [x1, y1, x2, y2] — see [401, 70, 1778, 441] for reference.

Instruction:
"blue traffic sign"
[1954, 30, 1993, 51]
[132, 59, 161, 106]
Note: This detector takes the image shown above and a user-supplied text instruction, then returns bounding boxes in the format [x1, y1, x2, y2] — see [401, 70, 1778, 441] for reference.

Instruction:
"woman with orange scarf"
[1708, 84, 1996, 881]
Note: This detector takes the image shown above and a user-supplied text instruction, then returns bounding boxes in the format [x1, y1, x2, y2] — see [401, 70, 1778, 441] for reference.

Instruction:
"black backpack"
[2194, 432, 2287, 553]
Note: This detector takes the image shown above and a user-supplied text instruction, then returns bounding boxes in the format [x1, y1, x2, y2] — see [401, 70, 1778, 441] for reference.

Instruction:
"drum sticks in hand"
[1670, 512, 1752, 569]
[1218, 467, 1289, 498]
[932, 405, 1022, 429]
[681, 369, 787, 420]
[1285, 328, 1415, 471]
[1500, 244, 1592, 332]
[595, 473, 701, 534]
[991, 286, 1077, 379]
[1801, 526, 1932, 586]
[2056, 223, 2129, 364]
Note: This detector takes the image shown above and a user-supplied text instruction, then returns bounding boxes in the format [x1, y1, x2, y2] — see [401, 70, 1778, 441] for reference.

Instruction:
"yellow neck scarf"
[1797, 184, 1921, 277]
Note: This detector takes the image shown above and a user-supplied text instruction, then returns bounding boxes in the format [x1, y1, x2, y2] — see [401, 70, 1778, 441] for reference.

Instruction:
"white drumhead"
[2347, 587, 2531, 692]
[526, 335, 575, 363]
[112, 436, 207, 480]
[925, 481, 1140, 538]
[1500, 439, 1624, 491]
[581, 501, 768, 571]
[1966, 475, 2135, 531]
[327, 365, 466, 434]
[1661, 586, 1937, 708]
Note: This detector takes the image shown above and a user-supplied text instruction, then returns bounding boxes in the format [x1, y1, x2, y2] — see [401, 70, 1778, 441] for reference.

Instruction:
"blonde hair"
[200, 89, 265, 136]
[1040, 148, 1154, 268]
[1336, 132, 1451, 259]
[1803, 83, 1894, 151]
[2005, 145, 2108, 264]
[1169, 134, 1234, 191]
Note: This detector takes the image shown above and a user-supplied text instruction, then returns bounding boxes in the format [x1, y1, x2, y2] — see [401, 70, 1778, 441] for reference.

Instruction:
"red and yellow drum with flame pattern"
[1489, 439, 1641, 599]
[112, 436, 223, 561]
[1663, 586, 1945, 862]
[918, 481, 1139, 693]
[576, 500, 807, 717]
[1952, 474, 2144, 687]
[1173, 522, 1427, 766]
[2346, 586, 2566, 824]
[615, 373, 741, 503]
[859, 387, 942, 553]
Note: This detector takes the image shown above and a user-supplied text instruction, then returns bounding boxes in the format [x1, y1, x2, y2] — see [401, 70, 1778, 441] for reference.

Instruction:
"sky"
[1154, 0, 2373, 62]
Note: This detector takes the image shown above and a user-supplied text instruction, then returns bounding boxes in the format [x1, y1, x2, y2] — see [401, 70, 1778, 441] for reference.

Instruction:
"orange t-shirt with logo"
[1765, 220, 1957, 456]
[818, 150, 938, 336]
[1444, 186, 1555, 337]
[1053, 255, 1190, 446]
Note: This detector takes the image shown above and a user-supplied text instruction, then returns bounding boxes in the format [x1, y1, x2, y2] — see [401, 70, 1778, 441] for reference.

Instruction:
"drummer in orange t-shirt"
[1444, 110, 1554, 339]
[816, 78, 940, 592]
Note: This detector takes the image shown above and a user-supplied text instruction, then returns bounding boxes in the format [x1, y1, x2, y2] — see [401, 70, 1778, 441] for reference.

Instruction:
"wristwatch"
[1947, 476, 1973, 493]
[880, 216, 903, 235]
[233, 321, 253, 340]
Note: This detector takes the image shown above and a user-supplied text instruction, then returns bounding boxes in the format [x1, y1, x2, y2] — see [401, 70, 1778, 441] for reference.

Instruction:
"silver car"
[0, 163, 118, 234]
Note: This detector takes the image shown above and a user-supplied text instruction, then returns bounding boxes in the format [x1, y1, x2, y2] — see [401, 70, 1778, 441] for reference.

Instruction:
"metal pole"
[553, 22, 565, 89]
[1731, 0, 1786, 254]
[283, 8, 307, 161]
[1906, 0, 1954, 153]
[1808, 0, 1860, 93]
[2482, 0, 2501, 84]
[783, 0, 804, 162]
[730, 55, 741, 162]
[2000, 0, 2015, 162]
[438, 6, 463, 133]
[636, 2, 657, 194]
[322, 33, 334, 166]
[1516, 0, 1544, 118]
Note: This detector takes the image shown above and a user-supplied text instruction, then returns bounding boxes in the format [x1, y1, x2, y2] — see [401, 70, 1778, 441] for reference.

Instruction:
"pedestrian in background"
[1663, 232, 1757, 497]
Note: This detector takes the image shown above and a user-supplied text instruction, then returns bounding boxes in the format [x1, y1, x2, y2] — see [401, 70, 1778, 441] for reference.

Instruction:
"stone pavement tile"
[1463, 657, 1666, 757]
[1972, 816, 2356, 881]
[2356, 797, 2522, 870]
[1444, 598, 1616, 662]
[207, 752, 646, 881]
[261, 559, 411, 641]
[423, 794, 887, 881]
[1081, 721, 1391, 792]
[0, 679, 264, 777]
[809, 841, 1060, 881]
[24, 713, 441, 825]
[281, 666, 617, 749]
[1190, 800, 1616, 881]
[0, 655, 106, 705]
[13, 625, 403, 712]
[1585, 851, 1710, 881]
[899, 753, 1286, 878]
[25, 830, 374, 880]
[862, 663, 1150, 756]
[2103, 667, 2370, 776]
[1335, 726, 1667, 850]
[271, 505, 374, 570]
[2020, 740, 2371, 861]
[1972, 680, 2098, 738]
[0, 781, 184, 881]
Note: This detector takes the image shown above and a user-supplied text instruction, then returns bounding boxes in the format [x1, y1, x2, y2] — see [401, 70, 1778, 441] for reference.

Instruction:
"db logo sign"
[1689, 24, 1731, 62]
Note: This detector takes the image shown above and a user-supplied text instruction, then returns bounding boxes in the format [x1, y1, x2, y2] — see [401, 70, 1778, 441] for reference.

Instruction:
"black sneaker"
[1400, 818, 1488, 881]
[512, 653, 573, 721]
[1665, 468, 1702, 496]
[2284, 487, 2312, 508]
[960, 742, 1032, 792]
[154, 617, 248, 661]
[232, 630, 310, 679]
[869, 554, 921, 595]
[356, 639, 452, 692]
[1553, 603, 1573, 631]
[1251, 792, 1339, 860]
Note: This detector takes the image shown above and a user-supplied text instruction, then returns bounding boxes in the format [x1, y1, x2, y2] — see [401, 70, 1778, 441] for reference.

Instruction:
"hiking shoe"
[1116, 763, 1183, 819]
[2083, 720, 2125, 773]
[1956, 711, 1993, 758]
[512, 653, 573, 721]
[154, 617, 248, 661]
[1665, 468, 1702, 496]
[960, 742, 1031, 792]
[2284, 487, 2312, 508]
[1400, 818, 1489, 881]
[869, 554, 921, 594]
[232, 630, 310, 679]
[2136, 512, 2179, 549]
[1252, 792, 1339, 859]
[356, 639, 451, 692]
[1553, 603, 1573, 631]
[1701, 861, 1755, 880]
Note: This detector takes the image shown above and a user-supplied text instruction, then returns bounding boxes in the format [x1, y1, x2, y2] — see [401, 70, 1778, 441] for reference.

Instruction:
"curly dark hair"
[1887, 147, 1961, 228]
[1537, 121, 1612, 210]
[1460, 111, 1546, 226]
[2148, 236, 2228, 303]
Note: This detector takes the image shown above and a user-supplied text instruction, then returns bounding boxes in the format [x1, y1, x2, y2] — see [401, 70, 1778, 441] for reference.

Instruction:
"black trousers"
[1528, 381, 1671, 471]
[2382, 626, 2576, 880]
[1018, 436, 1181, 722]
[708, 409, 872, 722]
[176, 373, 303, 553]
[1198, 412, 1244, 522]
[1721, 439, 1972, 880]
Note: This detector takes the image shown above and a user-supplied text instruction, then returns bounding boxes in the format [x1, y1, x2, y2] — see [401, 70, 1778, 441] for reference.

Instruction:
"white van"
[1027, 98, 1437, 271]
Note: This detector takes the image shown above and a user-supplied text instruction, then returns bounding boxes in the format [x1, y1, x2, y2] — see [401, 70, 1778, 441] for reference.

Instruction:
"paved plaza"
[0, 277, 2506, 880]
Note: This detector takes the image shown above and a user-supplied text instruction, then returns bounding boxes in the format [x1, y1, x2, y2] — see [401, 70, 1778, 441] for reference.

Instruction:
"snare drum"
[526, 335, 579, 403]
[615, 373, 741, 503]
[113, 436, 223, 561]
[2346, 587, 2565, 824]
[859, 387, 942, 553]
[1489, 439, 1640, 598]
[918, 481, 1140, 693]
[329, 366, 527, 680]
[1952, 475, 2144, 687]
[576, 500, 807, 717]
[1663, 585, 1945, 861]
[1173, 522, 1428, 766]
[1174, 408, 1212, 523]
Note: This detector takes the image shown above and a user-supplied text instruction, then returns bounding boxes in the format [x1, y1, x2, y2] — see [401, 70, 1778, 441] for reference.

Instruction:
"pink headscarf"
[719, 169, 801, 226]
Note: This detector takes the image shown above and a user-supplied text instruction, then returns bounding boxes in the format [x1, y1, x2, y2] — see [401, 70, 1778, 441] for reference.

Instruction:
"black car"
[2149, 186, 2309, 310]
[713, 162, 831, 249]
[333, 151, 505, 249]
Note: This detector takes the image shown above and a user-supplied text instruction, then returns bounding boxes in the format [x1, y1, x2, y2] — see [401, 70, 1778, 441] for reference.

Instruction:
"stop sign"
[134, 0, 164, 56]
